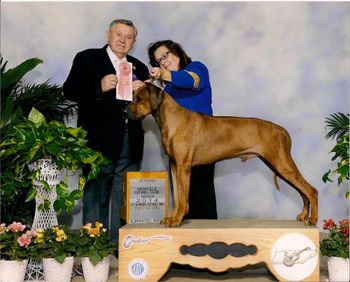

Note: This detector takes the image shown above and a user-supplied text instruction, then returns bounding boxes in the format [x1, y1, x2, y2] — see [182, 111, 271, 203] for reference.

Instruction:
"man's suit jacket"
[63, 45, 149, 162]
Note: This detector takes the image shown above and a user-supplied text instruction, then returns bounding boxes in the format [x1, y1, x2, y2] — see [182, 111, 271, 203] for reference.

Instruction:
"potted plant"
[320, 219, 349, 281]
[1, 107, 110, 214]
[1, 56, 76, 224]
[30, 225, 77, 282]
[322, 112, 349, 198]
[320, 113, 349, 281]
[30, 225, 76, 262]
[76, 221, 117, 282]
[0, 222, 37, 282]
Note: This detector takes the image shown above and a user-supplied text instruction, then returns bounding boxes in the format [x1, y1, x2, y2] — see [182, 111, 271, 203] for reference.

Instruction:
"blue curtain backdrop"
[2, 1, 349, 228]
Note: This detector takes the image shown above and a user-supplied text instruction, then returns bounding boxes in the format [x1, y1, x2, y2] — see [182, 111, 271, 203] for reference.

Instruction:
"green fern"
[323, 112, 349, 198]
[325, 113, 349, 141]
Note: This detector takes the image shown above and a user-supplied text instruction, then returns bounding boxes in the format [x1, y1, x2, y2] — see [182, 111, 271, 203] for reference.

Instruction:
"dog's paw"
[161, 217, 181, 227]
[161, 217, 170, 226]
[168, 219, 181, 227]
[296, 213, 307, 222]
[303, 217, 317, 226]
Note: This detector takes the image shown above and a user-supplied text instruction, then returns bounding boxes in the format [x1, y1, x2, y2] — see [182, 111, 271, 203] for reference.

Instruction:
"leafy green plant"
[0, 222, 37, 261]
[0, 108, 110, 213]
[320, 219, 349, 258]
[0, 187, 35, 226]
[322, 113, 349, 198]
[1, 56, 77, 224]
[1, 57, 35, 126]
[30, 225, 77, 263]
[76, 222, 117, 265]
[1, 56, 75, 126]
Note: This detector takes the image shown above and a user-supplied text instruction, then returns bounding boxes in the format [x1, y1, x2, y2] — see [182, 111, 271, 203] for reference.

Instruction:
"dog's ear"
[150, 85, 163, 110]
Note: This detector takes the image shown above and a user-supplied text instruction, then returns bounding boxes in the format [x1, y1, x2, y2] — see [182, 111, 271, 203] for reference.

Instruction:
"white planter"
[327, 256, 350, 282]
[0, 259, 28, 282]
[43, 256, 74, 282]
[81, 255, 110, 282]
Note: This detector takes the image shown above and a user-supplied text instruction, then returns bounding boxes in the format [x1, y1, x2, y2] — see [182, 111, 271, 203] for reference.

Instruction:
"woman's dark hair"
[147, 40, 192, 69]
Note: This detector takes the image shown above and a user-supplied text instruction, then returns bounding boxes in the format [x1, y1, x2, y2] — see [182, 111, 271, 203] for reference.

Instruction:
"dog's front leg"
[162, 161, 178, 226]
[171, 165, 190, 227]
[163, 162, 190, 227]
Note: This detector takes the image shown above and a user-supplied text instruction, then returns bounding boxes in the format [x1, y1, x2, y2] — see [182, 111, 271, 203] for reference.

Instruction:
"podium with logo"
[118, 219, 319, 281]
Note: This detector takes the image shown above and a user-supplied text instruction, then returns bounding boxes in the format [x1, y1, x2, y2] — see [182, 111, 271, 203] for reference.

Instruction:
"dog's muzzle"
[124, 105, 141, 120]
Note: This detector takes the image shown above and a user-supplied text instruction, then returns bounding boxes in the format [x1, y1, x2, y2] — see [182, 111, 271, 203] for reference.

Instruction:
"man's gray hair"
[109, 19, 137, 37]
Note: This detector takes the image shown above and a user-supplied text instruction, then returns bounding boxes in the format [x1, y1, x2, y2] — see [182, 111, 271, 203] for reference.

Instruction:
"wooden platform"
[118, 219, 319, 281]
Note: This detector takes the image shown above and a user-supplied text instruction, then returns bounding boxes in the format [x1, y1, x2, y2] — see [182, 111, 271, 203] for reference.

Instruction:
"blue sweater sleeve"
[170, 61, 208, 91]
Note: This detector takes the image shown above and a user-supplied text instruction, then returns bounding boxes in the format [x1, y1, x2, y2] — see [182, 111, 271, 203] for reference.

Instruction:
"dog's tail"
[274, 174, 280, 191]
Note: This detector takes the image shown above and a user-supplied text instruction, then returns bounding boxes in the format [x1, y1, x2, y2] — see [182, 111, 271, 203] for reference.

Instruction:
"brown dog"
[126, 84, 318, 227]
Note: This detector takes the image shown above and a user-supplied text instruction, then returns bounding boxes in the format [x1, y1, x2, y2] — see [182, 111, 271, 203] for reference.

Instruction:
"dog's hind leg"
[272, 168, 309, 221]
[262, 157, 310, 222]
[296, 193, 310, 222]
[266, 151, 318, 226]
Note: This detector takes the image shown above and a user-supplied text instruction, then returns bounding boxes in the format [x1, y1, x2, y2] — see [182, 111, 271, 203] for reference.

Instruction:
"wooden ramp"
[118, 219, 319, 281]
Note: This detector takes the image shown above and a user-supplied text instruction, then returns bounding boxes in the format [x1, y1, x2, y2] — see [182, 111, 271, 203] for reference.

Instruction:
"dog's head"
[126, 83, 163, 120]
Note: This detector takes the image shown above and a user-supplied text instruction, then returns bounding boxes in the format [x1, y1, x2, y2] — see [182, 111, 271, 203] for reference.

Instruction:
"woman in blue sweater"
[148, 40, 217, 220]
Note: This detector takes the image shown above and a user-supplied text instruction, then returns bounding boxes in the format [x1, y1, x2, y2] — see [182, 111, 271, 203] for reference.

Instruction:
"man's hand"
[101, 74, 118, 93]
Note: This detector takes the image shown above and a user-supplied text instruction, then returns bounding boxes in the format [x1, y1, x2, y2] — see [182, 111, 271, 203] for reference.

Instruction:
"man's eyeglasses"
[156, 52, 170, 64]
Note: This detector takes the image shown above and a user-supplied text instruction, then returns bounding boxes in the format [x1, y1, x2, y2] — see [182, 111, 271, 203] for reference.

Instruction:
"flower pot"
[42, 256, 74, 282]
[81, 255, 110, 282]
[0, 259, 28, 282]
[327, 256, 350, 282]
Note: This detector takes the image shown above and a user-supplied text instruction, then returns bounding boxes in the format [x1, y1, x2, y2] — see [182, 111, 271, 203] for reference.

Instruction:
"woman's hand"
[150, 67, 171, 82]
[150, 67, 161, 79]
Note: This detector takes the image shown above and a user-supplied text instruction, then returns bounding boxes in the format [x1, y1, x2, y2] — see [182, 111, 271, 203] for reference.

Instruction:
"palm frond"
[15, 81, 76, 122]
[0, 56, 8, 74]
[0, 56, 43, 91]
[325, 113, 349, 140]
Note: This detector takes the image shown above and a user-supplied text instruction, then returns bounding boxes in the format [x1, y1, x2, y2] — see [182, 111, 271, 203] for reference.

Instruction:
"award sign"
[122, 171, 168, 224]
[116, 61, 133, 101]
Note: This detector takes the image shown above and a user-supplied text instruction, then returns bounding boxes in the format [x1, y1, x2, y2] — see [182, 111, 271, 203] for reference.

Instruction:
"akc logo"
[128, 258, 148, 280]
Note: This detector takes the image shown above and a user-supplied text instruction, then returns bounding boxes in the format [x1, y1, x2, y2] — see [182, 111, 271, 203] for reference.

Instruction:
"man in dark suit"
[63, 19, 149, 245]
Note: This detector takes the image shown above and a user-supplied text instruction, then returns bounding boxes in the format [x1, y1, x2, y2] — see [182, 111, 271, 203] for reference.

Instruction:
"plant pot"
[0, 259, 28, 282]
[327, 256, 350, 282]
[81, 255, 110, 282]
[42, 256, 74, 282]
